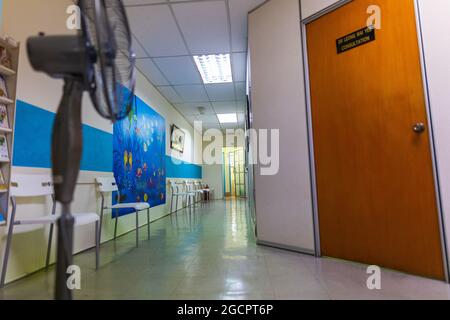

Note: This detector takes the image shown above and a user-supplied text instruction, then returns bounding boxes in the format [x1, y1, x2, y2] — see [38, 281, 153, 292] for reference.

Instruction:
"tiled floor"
[1, 199, 450, 300]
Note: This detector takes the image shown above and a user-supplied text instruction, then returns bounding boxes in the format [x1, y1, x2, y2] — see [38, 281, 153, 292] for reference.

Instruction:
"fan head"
[27, 0, 136, 122]
[80, 0, 136, 121]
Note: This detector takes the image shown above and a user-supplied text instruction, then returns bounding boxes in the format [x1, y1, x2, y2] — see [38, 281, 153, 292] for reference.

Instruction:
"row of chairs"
[0, 175, 214, 288]
[169, 180, 213, 214]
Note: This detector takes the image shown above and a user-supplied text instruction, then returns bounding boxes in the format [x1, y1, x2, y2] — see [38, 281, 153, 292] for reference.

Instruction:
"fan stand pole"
[53, 78, 84, 300]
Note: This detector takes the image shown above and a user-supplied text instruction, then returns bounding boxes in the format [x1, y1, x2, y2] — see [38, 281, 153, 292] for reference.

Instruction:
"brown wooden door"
[306, 0, 445, 279]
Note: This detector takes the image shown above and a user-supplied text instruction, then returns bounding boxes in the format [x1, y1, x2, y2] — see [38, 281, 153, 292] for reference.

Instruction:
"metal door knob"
[413, 123, 426, 134]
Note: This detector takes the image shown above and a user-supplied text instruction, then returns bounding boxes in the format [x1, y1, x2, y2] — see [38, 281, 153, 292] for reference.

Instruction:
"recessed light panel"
[217, 113, 238, 124]
[193, 54, 233, 84]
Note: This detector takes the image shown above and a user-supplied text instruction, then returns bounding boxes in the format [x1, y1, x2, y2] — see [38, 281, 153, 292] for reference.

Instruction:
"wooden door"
[306, 0, 445, 279]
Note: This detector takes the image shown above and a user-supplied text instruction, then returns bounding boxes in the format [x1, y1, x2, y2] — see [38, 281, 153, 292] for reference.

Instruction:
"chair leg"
[175, 195, 179, 212]
[135, 211, 139, 247]
[114, 209, 119, 240]
[98, 207, 104, 246]
[95, 221, 100, 270]
[147, 208, 150, 240]
[170, 194, 174, 213]
[1, 222, 15, 288]
[45, 223, 54, 270]
[188, 196, 191, 214]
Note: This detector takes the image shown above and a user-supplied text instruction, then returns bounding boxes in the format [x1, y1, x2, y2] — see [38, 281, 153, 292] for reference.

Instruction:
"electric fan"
[27, 0, 135, 300]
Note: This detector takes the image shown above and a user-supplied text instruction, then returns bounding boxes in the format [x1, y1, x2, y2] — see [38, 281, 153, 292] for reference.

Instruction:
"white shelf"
[0, 97, 14, 105]
[0, 65, 16, 77]
[0, 35, 19, 225]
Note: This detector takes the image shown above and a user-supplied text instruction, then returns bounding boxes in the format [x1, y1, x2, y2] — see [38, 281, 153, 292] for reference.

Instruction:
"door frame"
[299, 0, 450, 281]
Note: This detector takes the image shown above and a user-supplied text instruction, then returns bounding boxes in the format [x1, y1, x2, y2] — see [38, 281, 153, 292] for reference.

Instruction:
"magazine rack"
[0, 36, 19, 226]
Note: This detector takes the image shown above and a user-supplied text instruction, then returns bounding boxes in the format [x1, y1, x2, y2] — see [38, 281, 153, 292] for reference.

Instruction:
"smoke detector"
[197, 106, 206, 115]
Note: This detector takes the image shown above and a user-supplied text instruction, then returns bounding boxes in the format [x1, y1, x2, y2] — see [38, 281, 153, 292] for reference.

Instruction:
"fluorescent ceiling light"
[193, 54, 233, 84]
[217, 113, 237, 124]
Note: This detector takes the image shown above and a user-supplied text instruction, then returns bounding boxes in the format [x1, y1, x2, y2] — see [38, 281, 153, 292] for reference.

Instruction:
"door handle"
[413, 122, 426, 134]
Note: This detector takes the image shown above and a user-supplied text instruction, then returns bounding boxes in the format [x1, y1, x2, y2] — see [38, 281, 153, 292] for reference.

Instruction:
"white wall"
[248, 0, 315, 253]
[202, 164, 223, 200]
[301, 0, 344, 19]
[0, 0, 202, 284]
[417, 0, 450, 265]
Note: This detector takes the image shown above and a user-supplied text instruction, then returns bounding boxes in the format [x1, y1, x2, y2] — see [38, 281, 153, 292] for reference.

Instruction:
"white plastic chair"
[184, 181, 197, 212]
[0, 174, 100, 288]
[169, 180, 185, 213]
[96, 177, 150, 247]
[194, 181, 208, 203]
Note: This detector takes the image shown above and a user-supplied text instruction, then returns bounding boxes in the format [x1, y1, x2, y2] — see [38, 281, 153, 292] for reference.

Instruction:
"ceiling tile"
[197, 114, 219, 124]
[182, 114, 198, 124]
[126, 5, 188, 57]
[205, 83, 236, 102]
[236, 100, 247, 112]
[229, 0, 266, 52]
[172, 1, 230, 54]
[157, 86, 183, 104]
[232, 52, 247, 82]
[132, 36, 148, 58]
[173, 85, 209, 102]
[136, 59, 169, 86]
[234, 82, 247, 101]
[175, 102, 214, 116]
[153, 56, 202, 85]
[212, 101, 237, 113]
[237, 113, 246, 124]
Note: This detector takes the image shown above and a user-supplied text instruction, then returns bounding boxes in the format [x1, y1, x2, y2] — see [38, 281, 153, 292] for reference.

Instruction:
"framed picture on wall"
[170, 124, 185, 154]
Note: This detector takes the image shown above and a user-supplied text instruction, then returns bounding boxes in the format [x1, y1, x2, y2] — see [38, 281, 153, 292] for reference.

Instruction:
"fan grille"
[80, 0, 135, 121]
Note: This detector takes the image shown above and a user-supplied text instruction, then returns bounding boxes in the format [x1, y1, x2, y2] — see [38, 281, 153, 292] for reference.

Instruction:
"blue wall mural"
[14, 100, 202, 178]
[112, 96, 166, 216]
[13, 99, 202, 220]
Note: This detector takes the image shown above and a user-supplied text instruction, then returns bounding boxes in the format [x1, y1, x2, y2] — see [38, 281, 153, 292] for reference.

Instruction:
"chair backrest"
[169, 180, 177, 192]
[10, 174, 54, 198]
[185, 180, 194, 192]
[96, 177, 119, 193]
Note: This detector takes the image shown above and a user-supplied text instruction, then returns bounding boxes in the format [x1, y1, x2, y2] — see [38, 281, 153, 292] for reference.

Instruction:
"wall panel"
[417, 0, 450, 268]
[248, 0, 315, 252]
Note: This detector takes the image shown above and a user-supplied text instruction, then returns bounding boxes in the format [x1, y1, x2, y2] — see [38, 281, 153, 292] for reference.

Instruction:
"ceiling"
[123, 0, 265, 131]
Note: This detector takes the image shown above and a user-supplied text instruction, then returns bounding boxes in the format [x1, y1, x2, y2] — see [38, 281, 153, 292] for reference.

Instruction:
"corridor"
[0, 200, 449, 300]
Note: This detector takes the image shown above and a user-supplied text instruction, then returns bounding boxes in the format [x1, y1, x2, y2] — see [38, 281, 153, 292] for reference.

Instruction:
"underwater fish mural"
[113, 96, 166, 217]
